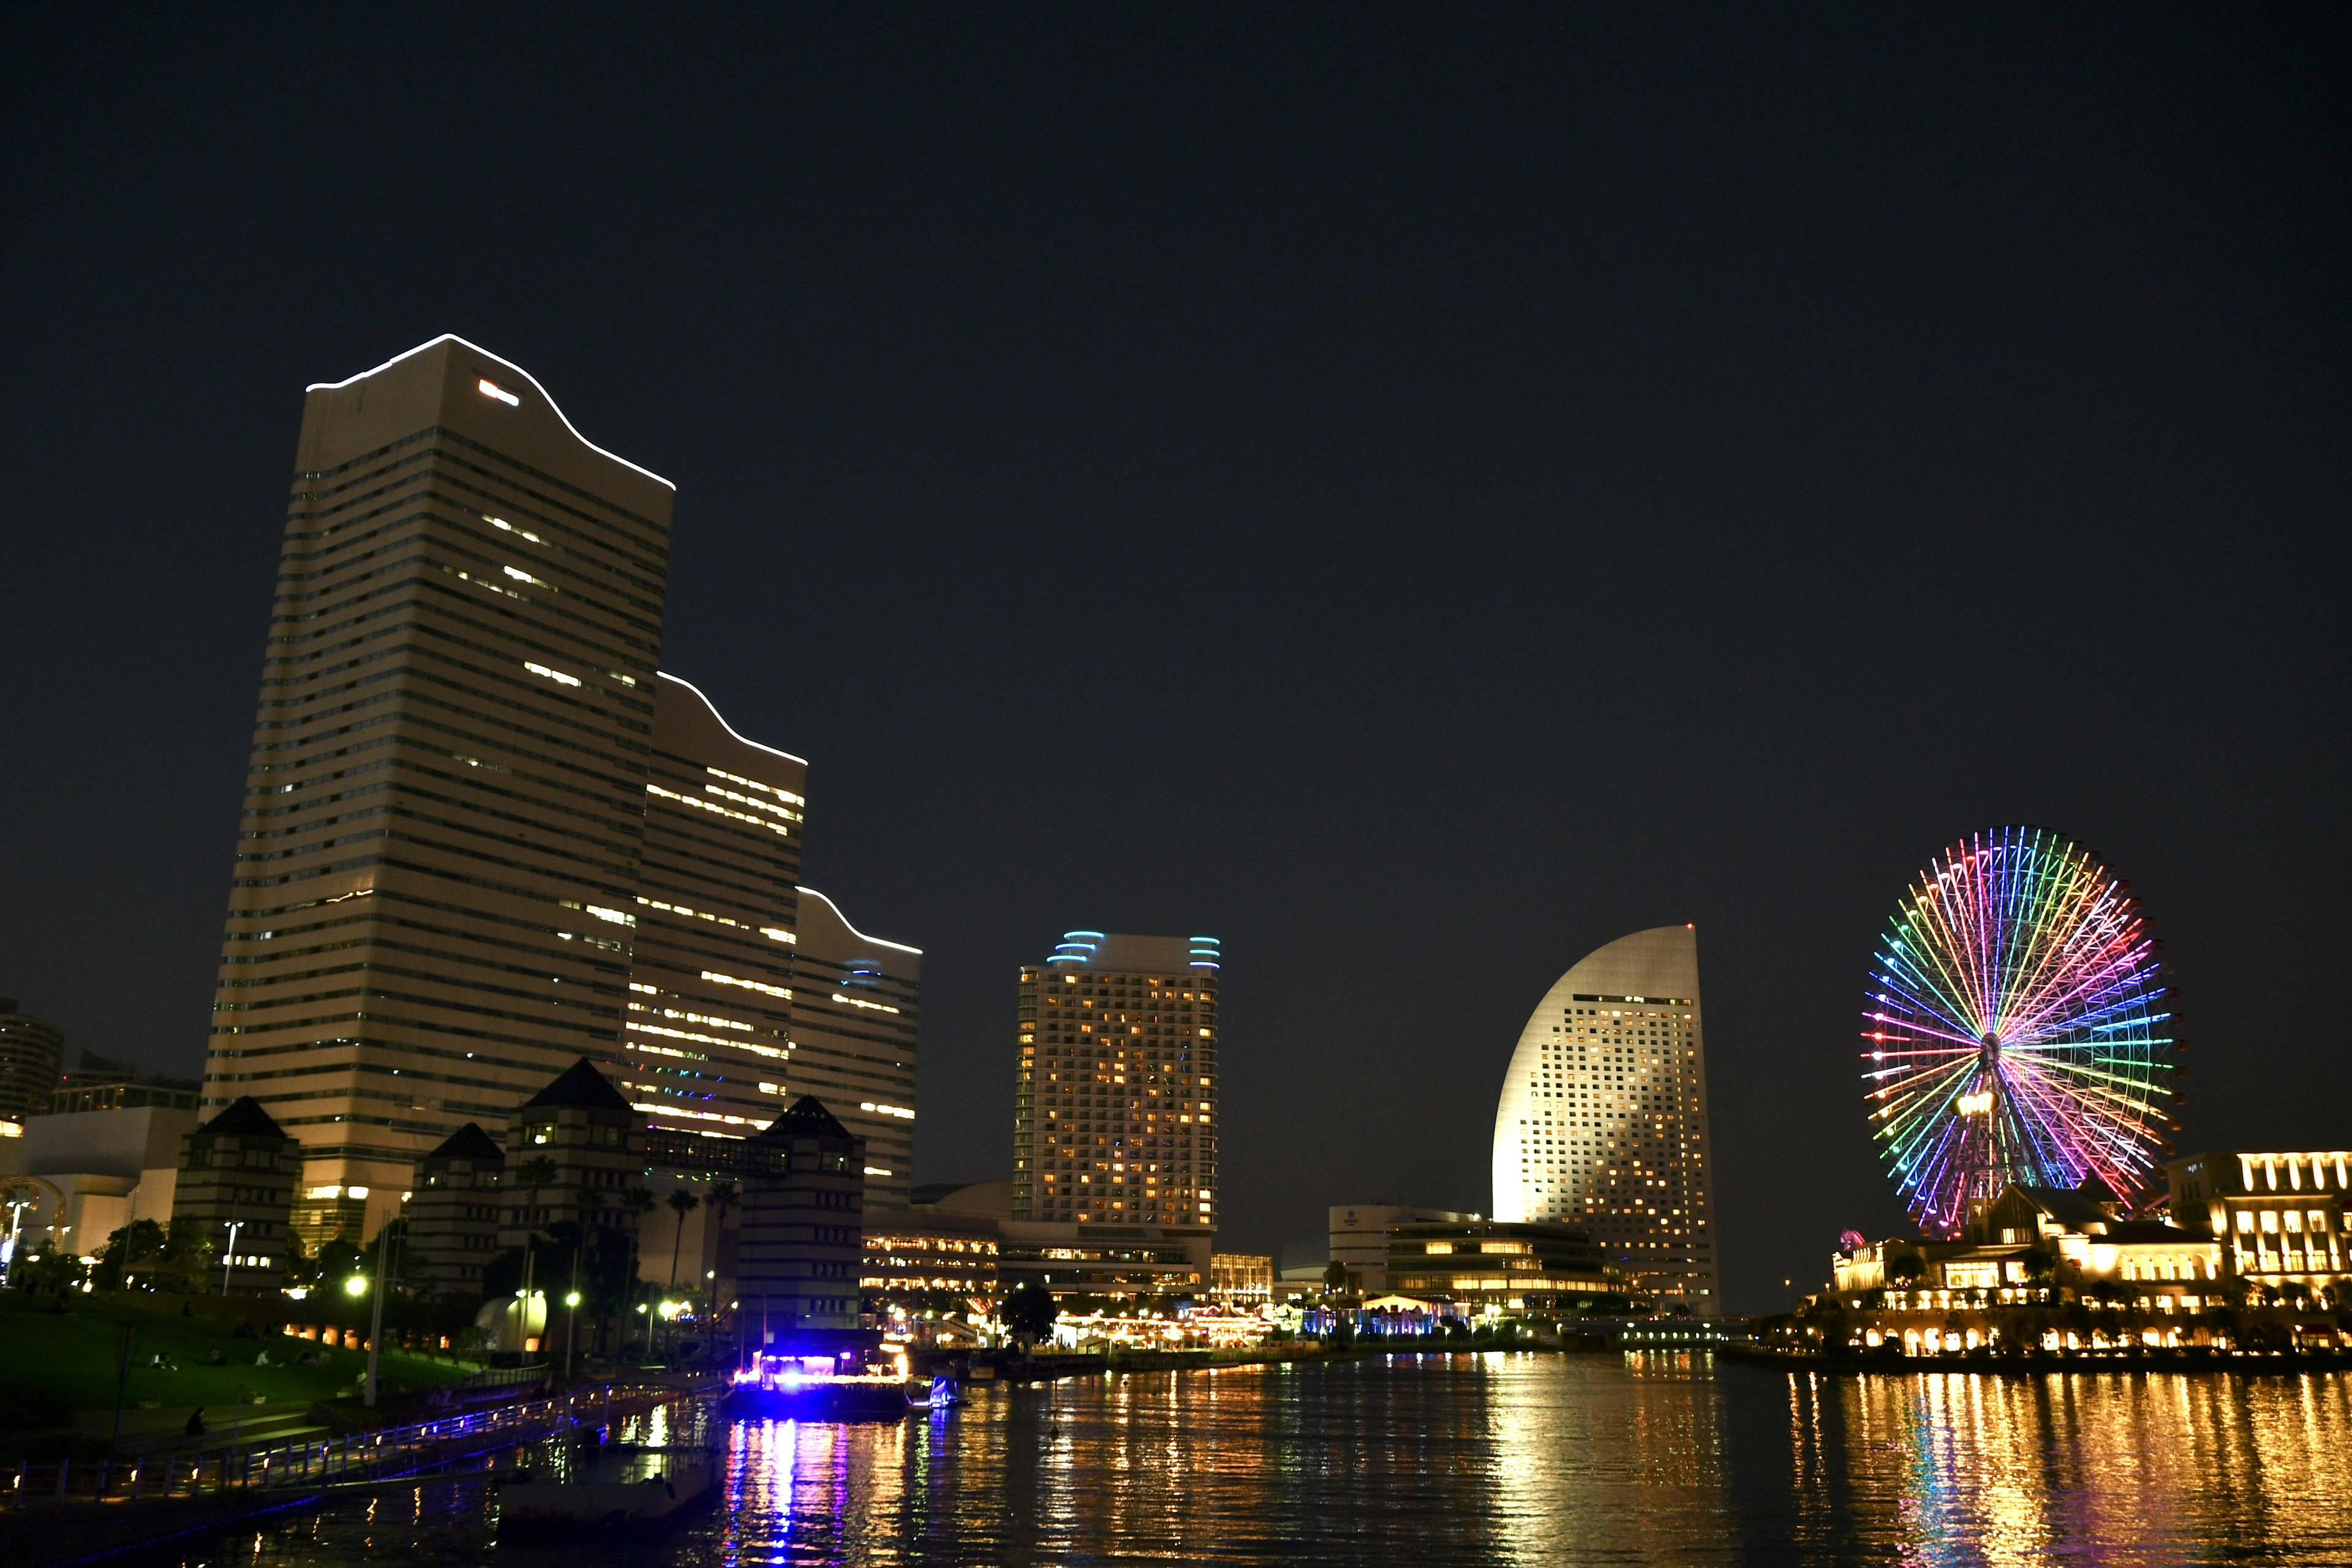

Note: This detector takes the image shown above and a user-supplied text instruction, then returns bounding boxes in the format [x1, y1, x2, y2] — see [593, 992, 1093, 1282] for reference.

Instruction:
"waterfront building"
[200, 336, 676, 1238]
[1491, 925, 1719, 1309]
[1329, 1204, 1472, 1293]
[496, 1058, 648, 1257]
[861, 1206, 1001, 1303]
[996, 1218, 1213, 1305]
[0, 1001, 65, 1125]
[1385, 1219, 1634, 1314]
[2167, 1149, 2352, 1302]
[1014, 932, 1220, 1229]
[405, 1122, 505, 1296]
[739, 1095, 870, 1351]
[1832, 1178, 2223, 1310]
[175, 1097, 301, 1293]
[1211, 1252, 1273, 1306]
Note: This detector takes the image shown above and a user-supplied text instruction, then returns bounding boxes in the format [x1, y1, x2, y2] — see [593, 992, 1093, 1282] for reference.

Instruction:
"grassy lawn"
[0, 1292, 476, 1414]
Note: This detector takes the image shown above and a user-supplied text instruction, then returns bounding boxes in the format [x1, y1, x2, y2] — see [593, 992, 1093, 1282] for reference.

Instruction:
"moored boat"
[499, 1442, 720, 1537]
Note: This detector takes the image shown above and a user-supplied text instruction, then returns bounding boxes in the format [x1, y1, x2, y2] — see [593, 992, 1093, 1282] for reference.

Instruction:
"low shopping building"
[2168, 1149, 2351, 1303]
[1831, 1178, 2222, 1314]
[1385, 1219, 1637, 1314]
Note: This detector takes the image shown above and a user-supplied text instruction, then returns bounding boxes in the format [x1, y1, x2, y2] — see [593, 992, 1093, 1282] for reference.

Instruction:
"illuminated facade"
[860, 1208, 1000, 1300]
[2168, 1150, 2352, 1300]
[1491, 925, 1719, 1308]
[201, 337, 919, 1237]
[785, 891, 920, 1211]
[1211, 1251, 1273, 1306]
[1013, 932, 1220, 1228]
[1385, 1219, 1632, 1313]
[1329, 1204, 1472, 1293]
[201, 337, 675, 1237]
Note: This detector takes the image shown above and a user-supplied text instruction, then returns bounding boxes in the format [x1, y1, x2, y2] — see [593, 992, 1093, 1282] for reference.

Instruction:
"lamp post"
[565, 1235, 582, 1381]
[363, 1221, 391, 1408]
[220, 1219, 244, 1297]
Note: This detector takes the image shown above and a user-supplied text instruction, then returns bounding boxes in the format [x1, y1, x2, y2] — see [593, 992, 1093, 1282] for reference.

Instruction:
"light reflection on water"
[181, 1354, 2352, 1566]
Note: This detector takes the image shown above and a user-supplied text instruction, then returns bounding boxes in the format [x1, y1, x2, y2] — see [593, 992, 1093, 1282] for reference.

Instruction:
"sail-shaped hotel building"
[1491, 925, 1720, 1310]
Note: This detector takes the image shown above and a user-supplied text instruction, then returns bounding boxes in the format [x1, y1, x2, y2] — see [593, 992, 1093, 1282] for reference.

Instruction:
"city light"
[565, 1291, 582, 1307]
[343, 1275, 368, 1297]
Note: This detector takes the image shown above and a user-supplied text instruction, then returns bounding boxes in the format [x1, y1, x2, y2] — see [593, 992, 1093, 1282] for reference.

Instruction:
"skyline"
[2, 9, 2346, 1314]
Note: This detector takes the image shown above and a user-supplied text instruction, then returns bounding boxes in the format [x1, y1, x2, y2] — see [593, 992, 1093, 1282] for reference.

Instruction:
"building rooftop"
[426, 1122, 505, 1162]
[520, 1057, 632, 1113]
[758, 1094, 853, 1142]
[197, 1096, 287, 1141]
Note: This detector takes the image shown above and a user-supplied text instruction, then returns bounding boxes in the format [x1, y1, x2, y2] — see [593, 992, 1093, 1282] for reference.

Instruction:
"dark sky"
[3, 9, 2346, 1313]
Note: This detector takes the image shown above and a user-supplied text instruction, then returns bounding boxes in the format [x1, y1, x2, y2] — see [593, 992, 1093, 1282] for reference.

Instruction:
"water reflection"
[178, 1355, 2352, 1566]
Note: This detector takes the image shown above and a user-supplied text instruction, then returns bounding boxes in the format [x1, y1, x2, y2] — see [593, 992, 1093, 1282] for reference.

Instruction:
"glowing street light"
[343, 1275, 369, 1297]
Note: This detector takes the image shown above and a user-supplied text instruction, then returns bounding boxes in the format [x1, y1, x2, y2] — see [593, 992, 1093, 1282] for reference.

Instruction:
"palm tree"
[617, 1186, 658, 1355]
[663, 1189, 701, 1355]
[703, 1181, 739, 1317]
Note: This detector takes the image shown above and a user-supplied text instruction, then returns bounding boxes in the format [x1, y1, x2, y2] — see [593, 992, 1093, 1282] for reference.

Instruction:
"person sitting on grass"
[185, 1407, 207, 1438]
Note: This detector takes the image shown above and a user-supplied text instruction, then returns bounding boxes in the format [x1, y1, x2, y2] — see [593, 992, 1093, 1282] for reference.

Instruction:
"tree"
[703, 1182, 739, 1313]
[1886, 1253, 1926, 1287]
[1323, 1259, 1348, 1294]
[1001, 1283, 1058, 1351]
[94, 1219, 168, 1290]
[619, 1187, 658, 1354]
[663, 1189, 701, 1296]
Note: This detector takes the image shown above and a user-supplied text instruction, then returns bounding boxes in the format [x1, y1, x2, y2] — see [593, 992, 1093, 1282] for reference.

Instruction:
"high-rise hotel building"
[1491, 925, 1719, 1309]
[203, 336, 917, 1235]
[1012, 933, 1220, 1229]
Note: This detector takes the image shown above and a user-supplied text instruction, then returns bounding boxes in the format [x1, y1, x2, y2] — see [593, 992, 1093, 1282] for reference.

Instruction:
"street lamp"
[344, 1275, 368, 1297]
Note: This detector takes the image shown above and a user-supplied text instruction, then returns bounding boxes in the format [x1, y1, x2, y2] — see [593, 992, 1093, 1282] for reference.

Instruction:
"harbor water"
[176, 1352, 2352, 1566]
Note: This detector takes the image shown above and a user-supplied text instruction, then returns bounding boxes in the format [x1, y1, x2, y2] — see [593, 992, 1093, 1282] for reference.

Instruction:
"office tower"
[739, 1095, 867, 1348]
[622, 673, 804, 1144]
[1491, 925, 1720, 1310]
[405, 1123, 506, 1296]
[1014, 932, 1221, 1228]
[202, 336, 675, 1241]
[0, 1000, 64, 1123]
[176, 1097, 302, 1294]
[787, 890, 921, 1210]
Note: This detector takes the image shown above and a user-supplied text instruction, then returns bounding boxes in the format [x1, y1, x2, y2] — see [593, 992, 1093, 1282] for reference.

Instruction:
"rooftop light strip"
[305, 333, 676, 491]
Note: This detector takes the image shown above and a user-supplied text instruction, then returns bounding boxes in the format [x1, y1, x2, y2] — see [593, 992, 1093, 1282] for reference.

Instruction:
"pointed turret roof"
[197, 1096, 287, 1140]
[756, 1095, 852, 1142]
[426, 1122, 505, 1162]
[519, 1057, 632, 1113]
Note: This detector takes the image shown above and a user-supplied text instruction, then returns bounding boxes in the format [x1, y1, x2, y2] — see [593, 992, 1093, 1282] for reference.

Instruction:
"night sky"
[4, 9, 2346, 1313]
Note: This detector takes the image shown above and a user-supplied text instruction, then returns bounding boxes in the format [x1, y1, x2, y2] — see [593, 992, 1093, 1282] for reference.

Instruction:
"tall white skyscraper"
[1491, 925, 1719, 1309]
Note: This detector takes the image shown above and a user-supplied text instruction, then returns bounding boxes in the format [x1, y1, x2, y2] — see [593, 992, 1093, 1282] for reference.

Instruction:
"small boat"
[906, 1374, 962, 1411]
[727, 1351, 910, 1420]
[499, 1441, 719, 1537]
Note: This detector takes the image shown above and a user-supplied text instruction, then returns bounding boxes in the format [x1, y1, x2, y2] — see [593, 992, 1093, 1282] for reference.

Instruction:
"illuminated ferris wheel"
[1861, 826, 2175, 1238]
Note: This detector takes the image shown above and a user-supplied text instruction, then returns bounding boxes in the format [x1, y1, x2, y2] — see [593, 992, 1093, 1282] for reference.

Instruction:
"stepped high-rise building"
[203, 337, 917, 1237]
[1013, 932, 1220, 1229]
[1491, 925, 1720, 1310]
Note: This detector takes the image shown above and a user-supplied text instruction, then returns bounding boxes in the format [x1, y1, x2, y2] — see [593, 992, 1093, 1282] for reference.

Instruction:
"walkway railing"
[2, 1376, 717, 1510]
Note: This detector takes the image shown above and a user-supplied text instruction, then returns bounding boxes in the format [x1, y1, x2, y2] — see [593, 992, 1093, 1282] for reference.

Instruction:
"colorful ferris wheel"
[1862, 826, 2175, 1238]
